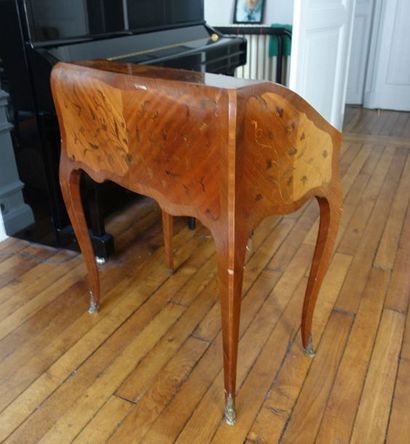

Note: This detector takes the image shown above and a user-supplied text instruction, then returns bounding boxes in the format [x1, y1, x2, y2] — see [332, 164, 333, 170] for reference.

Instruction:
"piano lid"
[23, 0, 204, 44]
[47, 25, 214, 62]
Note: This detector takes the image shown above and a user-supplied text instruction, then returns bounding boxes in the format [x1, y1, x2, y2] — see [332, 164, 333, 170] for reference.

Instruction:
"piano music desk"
[51, 60, 342, 425]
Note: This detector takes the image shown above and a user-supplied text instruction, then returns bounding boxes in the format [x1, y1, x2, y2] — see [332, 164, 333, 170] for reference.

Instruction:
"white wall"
[205, 0, 293, 26]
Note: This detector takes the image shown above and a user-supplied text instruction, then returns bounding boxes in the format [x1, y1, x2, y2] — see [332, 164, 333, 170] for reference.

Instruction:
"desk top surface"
[73, 59, 266, 90]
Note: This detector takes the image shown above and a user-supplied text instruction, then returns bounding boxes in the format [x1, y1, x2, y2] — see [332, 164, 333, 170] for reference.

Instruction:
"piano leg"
[82, 176, 115, 262]
[214, 225, 248, 425]
[59, 154, 101, 313]
[187, 217, 196, 230]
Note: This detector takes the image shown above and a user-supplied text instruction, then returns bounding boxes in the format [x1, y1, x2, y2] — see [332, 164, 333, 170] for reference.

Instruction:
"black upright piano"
[0, 0, 246, 259]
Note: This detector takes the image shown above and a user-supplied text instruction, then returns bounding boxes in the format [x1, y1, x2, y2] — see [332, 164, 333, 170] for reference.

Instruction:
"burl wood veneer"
[51, 60, 342, 425]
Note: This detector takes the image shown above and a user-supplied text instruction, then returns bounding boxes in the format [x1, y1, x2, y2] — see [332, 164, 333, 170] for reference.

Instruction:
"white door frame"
[0, 211, 7, 242]
[364, 0, 410, 111]
[345, 0, 375, 105]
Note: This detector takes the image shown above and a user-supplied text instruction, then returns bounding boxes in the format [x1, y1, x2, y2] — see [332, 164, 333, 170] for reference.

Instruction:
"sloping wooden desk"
[51, 60, 342, 425]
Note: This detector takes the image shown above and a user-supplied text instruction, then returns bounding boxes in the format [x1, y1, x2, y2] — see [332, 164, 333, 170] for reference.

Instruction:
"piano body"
[0, 0, 246, 258]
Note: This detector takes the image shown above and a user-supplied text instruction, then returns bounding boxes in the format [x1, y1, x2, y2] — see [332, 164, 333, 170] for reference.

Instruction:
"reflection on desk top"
[75, 59, 265, 90]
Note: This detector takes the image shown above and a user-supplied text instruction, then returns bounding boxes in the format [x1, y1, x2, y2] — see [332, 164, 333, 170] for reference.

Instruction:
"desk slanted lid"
[75, 60, 264, 90]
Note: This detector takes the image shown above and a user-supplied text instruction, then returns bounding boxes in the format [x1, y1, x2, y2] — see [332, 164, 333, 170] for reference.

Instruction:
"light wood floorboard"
[0, 106, 409, 443]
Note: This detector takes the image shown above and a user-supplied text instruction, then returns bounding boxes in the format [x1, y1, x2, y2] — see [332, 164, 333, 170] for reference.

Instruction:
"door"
[289, 0, 357, 129]
[364, 0, 410, 111]
[346, 0, 375, 104]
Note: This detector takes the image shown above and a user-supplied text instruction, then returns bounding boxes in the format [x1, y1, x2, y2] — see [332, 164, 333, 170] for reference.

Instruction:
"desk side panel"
[51, 63, 228, 225]
[236, 83, 341, 228]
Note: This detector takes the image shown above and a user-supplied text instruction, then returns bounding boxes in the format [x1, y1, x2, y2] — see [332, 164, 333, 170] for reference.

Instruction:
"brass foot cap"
[224, 394, 237, 426]
[88, 291, 100, 314]
[88, 301, 100, 314]
[304, 338, 316, 358]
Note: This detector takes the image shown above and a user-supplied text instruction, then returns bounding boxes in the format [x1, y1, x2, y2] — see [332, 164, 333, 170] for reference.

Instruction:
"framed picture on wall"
[233, 0, 265, 24]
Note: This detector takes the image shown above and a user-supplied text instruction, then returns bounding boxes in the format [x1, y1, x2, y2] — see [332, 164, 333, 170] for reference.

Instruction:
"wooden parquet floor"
[0, 107, 409, 443]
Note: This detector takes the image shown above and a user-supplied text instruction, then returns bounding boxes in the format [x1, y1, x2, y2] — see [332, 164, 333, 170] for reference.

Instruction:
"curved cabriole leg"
[215, 231, 247, 426]
[59, 157, 101, 314]
[161, 210, 174, 272]
[301, 193, 342, 356]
